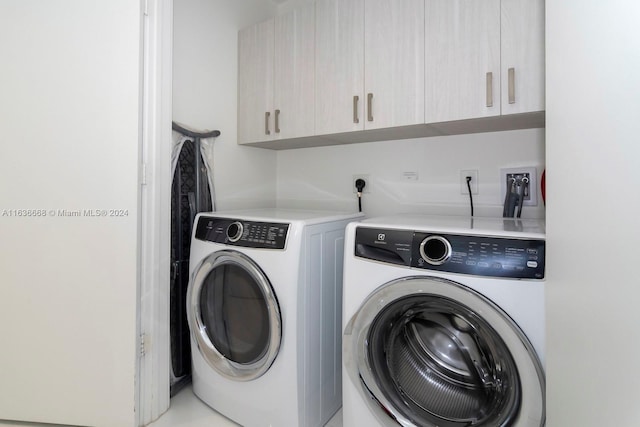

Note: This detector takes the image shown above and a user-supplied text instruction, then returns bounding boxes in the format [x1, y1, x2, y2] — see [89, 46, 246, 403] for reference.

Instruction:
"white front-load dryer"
[342, 215, 546, 427]
[187, 208, 363, 427]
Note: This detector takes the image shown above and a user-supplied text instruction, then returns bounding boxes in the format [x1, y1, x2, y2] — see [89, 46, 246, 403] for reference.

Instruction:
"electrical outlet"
[352, 174, 370, 193]
[460, 170, 479, 195]
[501, 167, 538, 206]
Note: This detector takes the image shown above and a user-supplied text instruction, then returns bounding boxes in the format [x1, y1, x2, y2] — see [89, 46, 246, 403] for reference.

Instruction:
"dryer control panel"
[355, 227, 545, 279]
[195, 216, 289, 249]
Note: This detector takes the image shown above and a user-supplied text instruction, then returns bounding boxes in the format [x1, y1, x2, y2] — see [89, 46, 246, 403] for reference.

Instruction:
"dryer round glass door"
[343, 276, 545, 427]
[187, 250, 281, 381]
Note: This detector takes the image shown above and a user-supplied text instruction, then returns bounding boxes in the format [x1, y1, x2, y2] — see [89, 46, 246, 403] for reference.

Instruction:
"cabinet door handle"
[274, 109, 280, 133]
[508, 67, 516, 104]
[265, 111, 271, 135]
[367, 93, 373, 122]
[353, 95, 359, 123]
[486, 72, 494, 107]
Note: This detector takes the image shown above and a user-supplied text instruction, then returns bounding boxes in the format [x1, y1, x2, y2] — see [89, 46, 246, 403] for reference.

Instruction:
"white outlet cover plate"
[460, 170, 479, 195]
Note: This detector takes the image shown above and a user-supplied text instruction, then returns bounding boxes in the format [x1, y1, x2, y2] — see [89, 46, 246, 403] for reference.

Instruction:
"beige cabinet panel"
[316, 0, 424, 134]
[315, 0, 365, 135]
[364, 0, 425, 129]
[426, 0, 544, 123]
[238, 19, 275, 144]
[274, 4, 315, 140]
[501, 0, 545, 115]
[238, 5, 315, 144]
[425, 0, 500, 123]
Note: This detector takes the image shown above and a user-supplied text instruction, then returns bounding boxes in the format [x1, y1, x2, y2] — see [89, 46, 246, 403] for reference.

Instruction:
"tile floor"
[149, 384, 343, 427]
[148, 384, 238, 427]
[0, 385, 343, 427]
[0, 384, 342, 427]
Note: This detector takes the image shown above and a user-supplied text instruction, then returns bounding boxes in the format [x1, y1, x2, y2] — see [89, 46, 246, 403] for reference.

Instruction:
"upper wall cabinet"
[238, 19, 273, 144]
[365, 0, 425, 130]
[425, 0, 501, 123]
[425, 0, 544, 123]
[238, 0, 545, 149]
[501, 0, 545, 115]
[315, 0, 425, 135]
[315, 0, 364, 135]
[238, 4, 315, 144]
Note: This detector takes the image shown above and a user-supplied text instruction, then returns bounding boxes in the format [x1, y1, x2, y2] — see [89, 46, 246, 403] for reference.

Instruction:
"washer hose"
[503, 178, 518, 218]
[516, 177, 528, 218]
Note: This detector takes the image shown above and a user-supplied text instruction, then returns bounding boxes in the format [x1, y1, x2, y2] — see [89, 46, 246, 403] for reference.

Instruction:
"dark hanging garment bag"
[170, 135, 214, 396]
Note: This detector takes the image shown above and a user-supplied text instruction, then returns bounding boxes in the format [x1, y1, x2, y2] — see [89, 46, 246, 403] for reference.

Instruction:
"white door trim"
[138, 0, 173, 424]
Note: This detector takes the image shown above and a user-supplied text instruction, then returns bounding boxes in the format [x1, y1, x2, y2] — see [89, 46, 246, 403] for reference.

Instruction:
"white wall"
[173, 0, 279, 210]
[276, 0, 315, 15]
[273, 0, 545, 219]
[196, 0, 545, 220]
[546, 2, 640, 426]
[277, 129, 545, 218]
[0, 2, 141, 426]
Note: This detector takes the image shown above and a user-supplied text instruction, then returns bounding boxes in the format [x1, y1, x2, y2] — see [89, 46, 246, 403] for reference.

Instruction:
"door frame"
[138, 0, 173, 424]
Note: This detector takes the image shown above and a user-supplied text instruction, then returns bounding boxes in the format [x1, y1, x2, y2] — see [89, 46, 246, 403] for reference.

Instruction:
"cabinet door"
[238, 19, 274, 144]
[274, 4, 315, 140]
[365, 0, 425, 129]
[425, 0, 500, 123]
[315, 0, 364, 135]
[501, 0, 545, 115]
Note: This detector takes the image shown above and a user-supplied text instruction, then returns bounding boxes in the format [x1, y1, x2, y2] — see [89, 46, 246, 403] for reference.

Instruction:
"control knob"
[419, 235, 452, 265]
[226, 221, 244, 242]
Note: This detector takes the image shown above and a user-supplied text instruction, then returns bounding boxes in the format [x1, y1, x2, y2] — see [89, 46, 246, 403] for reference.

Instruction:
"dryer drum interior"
[367, 295, 521, 426]
[199, 262, 271, 364]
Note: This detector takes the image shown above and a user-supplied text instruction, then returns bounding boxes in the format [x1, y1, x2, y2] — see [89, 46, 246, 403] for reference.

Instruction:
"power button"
[226, 221, 243, 242]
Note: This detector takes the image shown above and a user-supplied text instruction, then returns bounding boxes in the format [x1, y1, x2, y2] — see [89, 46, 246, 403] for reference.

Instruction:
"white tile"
[1, 385, 343, 427]
[147, 385, 238, 427]
[148, 384, 343, 427]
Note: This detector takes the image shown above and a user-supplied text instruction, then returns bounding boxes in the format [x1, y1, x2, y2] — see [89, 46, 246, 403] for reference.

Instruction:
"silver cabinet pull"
[265, 111, 271, 135]
[274, 109, 280, 133]
[508, 67, 515, 104]
[367, 93, 373, 122]
[486, 72, 494, 107]
[353, 95, 359, 123]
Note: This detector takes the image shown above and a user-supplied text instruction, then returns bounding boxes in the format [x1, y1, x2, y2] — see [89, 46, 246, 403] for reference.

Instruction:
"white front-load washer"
[187, 208, 363, 427]
[342, 215, 546, 427]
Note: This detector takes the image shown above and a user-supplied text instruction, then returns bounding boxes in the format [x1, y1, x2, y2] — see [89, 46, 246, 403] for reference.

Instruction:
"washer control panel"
[355, 227, 545, 279]
[412, 232, 544, 279]
[195, 216, 289, 249]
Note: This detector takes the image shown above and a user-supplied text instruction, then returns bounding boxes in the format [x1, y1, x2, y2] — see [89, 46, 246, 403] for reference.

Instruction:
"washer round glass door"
[187, 250, 281, 381]
[344, 276, 545, 427]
